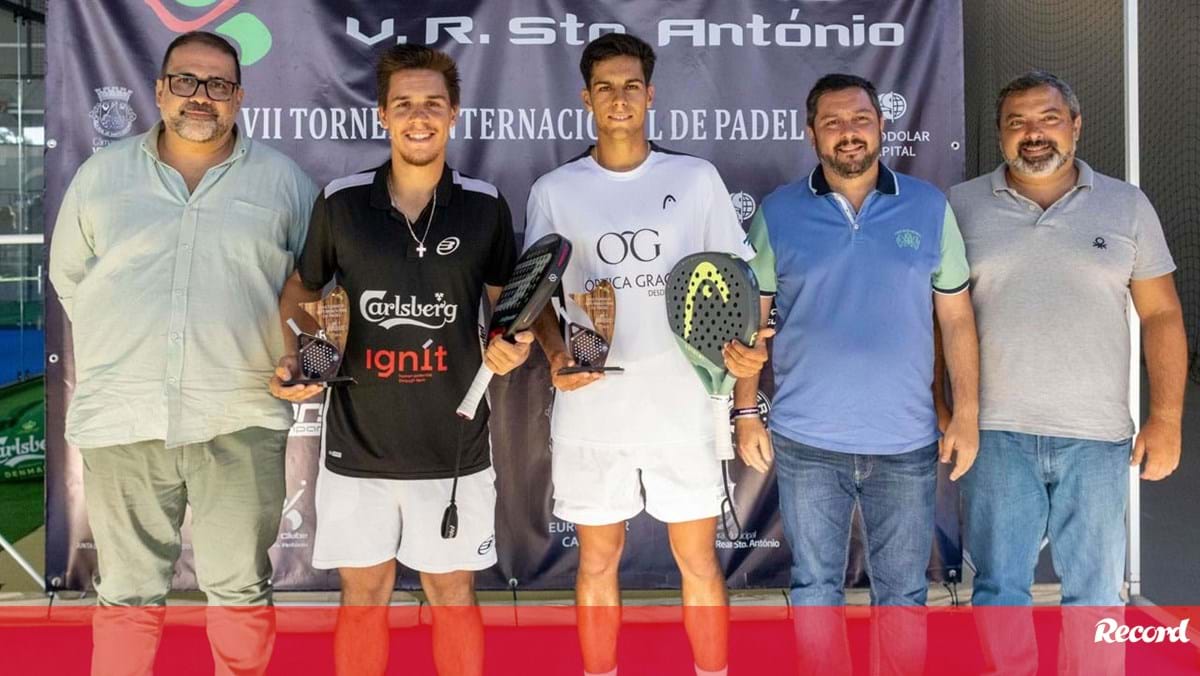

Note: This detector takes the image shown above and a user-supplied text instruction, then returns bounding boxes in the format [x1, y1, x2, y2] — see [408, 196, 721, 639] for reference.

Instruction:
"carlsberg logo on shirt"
[360, 291, 459, 330]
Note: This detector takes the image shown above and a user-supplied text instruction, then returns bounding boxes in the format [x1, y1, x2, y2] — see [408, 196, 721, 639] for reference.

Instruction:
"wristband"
[730, 407, 761, 421]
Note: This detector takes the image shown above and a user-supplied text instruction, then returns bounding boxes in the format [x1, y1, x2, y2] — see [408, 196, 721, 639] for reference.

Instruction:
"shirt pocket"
[222, 199, 292, 282]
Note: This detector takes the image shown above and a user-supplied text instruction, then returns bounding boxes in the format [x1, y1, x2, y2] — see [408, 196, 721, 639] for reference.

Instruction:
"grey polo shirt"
[949, 160, 1176, 442]
[49, 123, 318, 448]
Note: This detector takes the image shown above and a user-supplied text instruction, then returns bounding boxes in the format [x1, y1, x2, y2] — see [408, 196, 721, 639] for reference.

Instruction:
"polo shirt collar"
[808, 162, 899, 197]
[989, 158, 1095, 195]
[139, 120, 248, 166]
[370, 160, 455, 211]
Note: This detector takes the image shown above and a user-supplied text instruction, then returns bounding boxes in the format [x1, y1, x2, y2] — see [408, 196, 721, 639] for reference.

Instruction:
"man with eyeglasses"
[49, 31, 317, 674]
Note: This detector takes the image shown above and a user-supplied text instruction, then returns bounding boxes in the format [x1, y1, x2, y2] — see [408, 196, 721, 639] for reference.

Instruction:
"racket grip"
[456, 363, 495, 419]
[711, 396, 735, 461]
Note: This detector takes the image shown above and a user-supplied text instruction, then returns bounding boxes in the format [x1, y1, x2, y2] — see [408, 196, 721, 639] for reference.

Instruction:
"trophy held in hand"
[285, 286, 356, 385]
[558, 280, 625, 375]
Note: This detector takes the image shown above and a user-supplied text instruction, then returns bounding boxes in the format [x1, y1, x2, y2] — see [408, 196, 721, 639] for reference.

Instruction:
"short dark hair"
[995, 70, 1081, 128]
[579, 32, 656, 88]
[375, 44, 461, 109]
[160, 31, 241, 84]
[805, 73, 881, 127]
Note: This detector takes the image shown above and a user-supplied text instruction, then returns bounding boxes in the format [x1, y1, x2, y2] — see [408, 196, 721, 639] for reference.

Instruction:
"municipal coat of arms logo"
[90, 86, 137, 139]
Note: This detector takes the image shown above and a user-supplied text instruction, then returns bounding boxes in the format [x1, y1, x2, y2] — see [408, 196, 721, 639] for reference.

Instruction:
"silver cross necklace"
[388, 178, 436, 258]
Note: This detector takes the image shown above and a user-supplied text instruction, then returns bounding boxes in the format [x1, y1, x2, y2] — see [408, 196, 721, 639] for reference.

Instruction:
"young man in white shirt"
[527, 33, 772, 676]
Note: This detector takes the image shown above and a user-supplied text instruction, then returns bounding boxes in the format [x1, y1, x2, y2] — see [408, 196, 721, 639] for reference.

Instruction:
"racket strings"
[495, 253, 552, 313]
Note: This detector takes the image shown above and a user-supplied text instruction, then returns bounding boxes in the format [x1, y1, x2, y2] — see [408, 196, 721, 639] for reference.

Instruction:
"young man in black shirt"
[270, 45, 531, 676]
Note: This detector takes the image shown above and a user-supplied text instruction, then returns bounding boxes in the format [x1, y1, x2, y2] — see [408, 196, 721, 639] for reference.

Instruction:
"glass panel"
[0, 6, 46, 386]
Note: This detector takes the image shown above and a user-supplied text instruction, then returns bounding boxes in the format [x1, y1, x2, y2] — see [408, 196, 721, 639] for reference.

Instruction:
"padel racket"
[455, 233, 572, 419]
[665, 253, 761, 460]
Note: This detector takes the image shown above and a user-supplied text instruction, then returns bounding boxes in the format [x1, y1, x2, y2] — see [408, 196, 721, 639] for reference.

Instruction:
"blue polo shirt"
[747, 164, 969, 455]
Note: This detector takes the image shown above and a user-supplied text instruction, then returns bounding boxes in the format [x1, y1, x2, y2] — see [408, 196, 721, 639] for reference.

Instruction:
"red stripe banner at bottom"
[0, 605, 1196, 675]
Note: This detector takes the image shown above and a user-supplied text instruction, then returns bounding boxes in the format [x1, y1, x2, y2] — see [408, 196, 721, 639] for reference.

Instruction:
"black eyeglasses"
[165, 73, 239, 102]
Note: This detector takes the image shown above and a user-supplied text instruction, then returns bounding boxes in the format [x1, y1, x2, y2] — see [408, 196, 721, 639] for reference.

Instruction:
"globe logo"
[730, 192, 757, 223]
[878, 92, 908, 122]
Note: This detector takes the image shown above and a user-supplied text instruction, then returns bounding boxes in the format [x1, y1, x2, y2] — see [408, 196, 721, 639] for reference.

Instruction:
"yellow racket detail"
[683, 262, 731, 339]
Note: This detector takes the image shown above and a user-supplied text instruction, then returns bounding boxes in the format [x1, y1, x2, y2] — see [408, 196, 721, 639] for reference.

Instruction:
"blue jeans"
[962, 431, 1130, 606]
[773, 432, 938, 606]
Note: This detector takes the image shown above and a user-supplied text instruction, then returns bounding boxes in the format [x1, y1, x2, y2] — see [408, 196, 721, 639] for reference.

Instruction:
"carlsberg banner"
[0, 377, 45, 483]
[44, 1, 964, 591]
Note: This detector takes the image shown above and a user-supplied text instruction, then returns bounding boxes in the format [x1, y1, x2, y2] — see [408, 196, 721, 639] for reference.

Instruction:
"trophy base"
[282, 375, 357, 386]
[556, 366, 624, 375]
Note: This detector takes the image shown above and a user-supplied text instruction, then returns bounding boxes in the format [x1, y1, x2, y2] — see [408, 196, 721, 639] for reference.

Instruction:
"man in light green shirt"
[48, 31, 316, 675]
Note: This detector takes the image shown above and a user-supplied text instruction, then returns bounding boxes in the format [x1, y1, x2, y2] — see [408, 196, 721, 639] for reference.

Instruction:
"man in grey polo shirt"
[49, 32, 316, 674]
[948, 71, 1186, 612]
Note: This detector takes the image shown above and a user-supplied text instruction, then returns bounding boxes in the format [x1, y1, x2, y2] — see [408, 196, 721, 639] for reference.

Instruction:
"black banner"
[44, 0, 965, 591]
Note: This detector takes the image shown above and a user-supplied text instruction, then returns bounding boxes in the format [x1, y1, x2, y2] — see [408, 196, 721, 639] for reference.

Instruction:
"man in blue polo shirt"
[736, 74, 980, 612]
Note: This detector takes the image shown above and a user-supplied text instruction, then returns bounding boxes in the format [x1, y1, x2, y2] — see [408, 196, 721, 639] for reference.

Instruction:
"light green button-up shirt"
[49, 123, 318, 448]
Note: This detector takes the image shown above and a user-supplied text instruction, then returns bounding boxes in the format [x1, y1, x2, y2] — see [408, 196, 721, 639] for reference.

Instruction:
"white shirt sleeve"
[523, 180, 555, 252]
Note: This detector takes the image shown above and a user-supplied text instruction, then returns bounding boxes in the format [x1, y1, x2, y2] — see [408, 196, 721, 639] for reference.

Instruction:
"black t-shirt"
[297, 161, 516, 479]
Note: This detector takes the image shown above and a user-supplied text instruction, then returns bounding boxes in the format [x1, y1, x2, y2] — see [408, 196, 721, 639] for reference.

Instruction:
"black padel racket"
[455, 233, 572, 419]
[665, 253, 760, 460]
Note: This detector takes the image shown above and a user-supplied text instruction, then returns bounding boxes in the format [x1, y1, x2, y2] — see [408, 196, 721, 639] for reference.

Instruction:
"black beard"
[819, 140, 881, 178]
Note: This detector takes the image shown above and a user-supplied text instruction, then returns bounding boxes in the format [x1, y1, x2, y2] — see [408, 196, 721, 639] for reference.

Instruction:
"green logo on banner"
[147, 0, 273, 66]
[0, 377, 45, 482]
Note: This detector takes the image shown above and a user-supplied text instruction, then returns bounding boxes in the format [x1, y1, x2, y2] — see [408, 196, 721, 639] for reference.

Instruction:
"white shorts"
[311, 462, 498, 574]
[550, 439, 725, 526]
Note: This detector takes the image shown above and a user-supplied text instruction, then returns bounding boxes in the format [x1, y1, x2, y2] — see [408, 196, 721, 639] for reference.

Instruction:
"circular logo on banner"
[731, 192, 757, 223]
[89, 86, 137, 138]
[728, 390, 772, 432]
[755, 390, 772, 423]
[878, 92, 908, 122]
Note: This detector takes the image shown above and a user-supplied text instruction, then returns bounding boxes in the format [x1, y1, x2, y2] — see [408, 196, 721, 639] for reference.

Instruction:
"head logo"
[90, 87, 137, 139]
[145, 0, 273, 66]
[683, 262, 730, 339]
[895, 229, 921, 250]
[436, 237, 460, 256]
[878, 92, 908, 122]
[731, 192, 757, 223]
[662, 194, 677, 209]
[477, 535, 495, 555]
